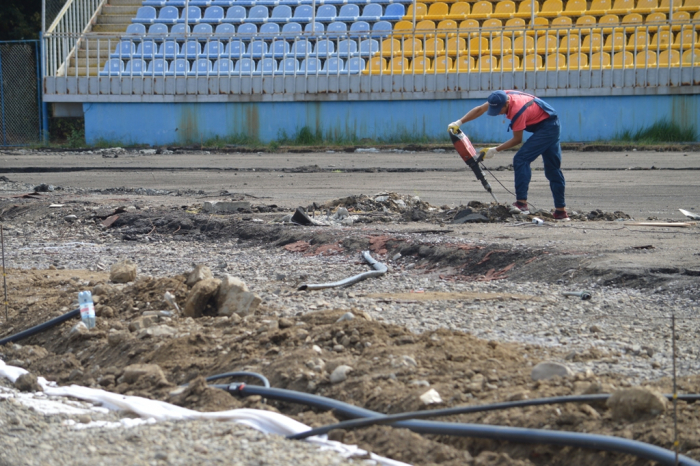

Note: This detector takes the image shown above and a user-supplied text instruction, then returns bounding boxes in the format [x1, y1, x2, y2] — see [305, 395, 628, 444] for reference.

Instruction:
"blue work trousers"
[512, 117, 566, 208]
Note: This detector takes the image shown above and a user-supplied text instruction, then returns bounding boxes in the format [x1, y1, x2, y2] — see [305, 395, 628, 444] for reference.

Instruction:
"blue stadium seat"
[279, 0, 301, 5]
[111, 40, 135, 58]
[323, 57, 344, 73]
[270, 5, 293, 22]
[211, 0, 235, 6]
[190, 58, 213, 75]
[157, 41, 180, 58]
[316, 5, 337, 21]
[337, 4, 360, 21]
[202, 40, 224, 57]
[215, 23, 236, 34]
[327, 22, 348, 33]
[193, 23, 214, 35]
[190, 0, 213, 6]
[249, 41, 269, 57]
[314, 39, 336, 55]
[202, 6, 225, 23]
[325, 0, 347, 5]
[260, 23, 281, 34]
[169, 23, 190, 38]
[338, 39, 358, 57]
[371, 21, 392, 37]
[147, 23, 169, 37]
[142, 0, 167, 6]
[154, 6, 179, 24]
[291, 39, 312, 55]
[282, 22, 302, 34]
[350, 21, 370, 35]
[346, 57, 365, 73]
[238, 23, 258, 34]
[100, 59, 124, 76]
[133, 7, 157, 24]
[359, 4, 383, 21]
[125, 24, 146, 35]
[165, 0, 187, 5]
[256, 57, 278, 75]
[358, 38, 379, 55]
[247, 6, 270, 23]
[135, 41, 157, 58]
[213, 58, 234, 73]
[267, 40, 291, 57]
[381, 3, 405, 20]
[304, 22, 325, 33]
[224, 6, 247, 23]
[178, 6, 202, 23]
[300, 57, 322, 72]
[257, 0, 281, 6]
[234, 58, 255, 74]
[179, 40, 202, 58]
[167, 58, 191, 75]
[146, 59, 167, 76]
[279, 57, 299, 73]
[293, 5, 314, 22]
[224, 40, 246, 57]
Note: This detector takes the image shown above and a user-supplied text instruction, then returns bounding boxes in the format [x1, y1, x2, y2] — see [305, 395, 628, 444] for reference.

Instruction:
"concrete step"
[108, 0, 144, 5]
[97, 14, 137, 24]
[92, 23, 131, 33]
[80, 38, 129, 49]
[64, 67, 101, 77]
[79, 49, 113, 59]
[101, 5, 140, 15]
[70, 57, 109, 67]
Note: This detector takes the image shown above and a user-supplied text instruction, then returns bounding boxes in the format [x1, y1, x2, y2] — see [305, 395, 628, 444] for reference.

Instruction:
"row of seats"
[99, 47, 699, 76]
[143, 0, 412, 6]
[109, 29, 698, 61]
[125, 20, 393, 35]
[133, 4, 405, 23]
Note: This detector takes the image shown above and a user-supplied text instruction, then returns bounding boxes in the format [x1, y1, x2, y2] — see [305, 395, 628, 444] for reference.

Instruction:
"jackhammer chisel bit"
[448, 128, 499, 203]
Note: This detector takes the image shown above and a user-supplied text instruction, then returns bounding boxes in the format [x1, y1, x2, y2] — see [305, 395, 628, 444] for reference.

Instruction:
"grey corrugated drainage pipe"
[298, 250, 387, 291]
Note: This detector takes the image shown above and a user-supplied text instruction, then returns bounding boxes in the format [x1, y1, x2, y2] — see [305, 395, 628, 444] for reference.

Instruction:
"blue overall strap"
[507, 99, 535, 132]
[505, 91, 557, 132]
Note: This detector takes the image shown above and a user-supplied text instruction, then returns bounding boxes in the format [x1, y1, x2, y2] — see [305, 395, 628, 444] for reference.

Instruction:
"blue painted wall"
[84, 94, 700, 145]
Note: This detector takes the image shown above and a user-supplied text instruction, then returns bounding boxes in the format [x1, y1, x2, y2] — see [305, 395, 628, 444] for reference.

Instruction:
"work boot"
[553, 210, 570, 222]
[512, 201, 530, 215]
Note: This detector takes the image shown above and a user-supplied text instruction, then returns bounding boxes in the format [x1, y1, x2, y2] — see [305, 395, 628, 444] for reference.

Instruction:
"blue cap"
[487, 90, 508, 116]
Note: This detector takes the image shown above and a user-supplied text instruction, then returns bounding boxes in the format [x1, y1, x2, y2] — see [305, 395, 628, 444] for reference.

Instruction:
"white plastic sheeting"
[0, 359, 410, 466]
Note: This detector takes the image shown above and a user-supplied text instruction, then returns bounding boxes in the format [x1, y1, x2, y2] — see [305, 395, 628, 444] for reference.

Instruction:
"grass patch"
[615, 120, 697, 143]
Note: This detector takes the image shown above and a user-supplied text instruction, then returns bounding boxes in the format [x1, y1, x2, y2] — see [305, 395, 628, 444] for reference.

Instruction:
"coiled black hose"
[228, 384, 700, 466]
[0, 309, 80, 346]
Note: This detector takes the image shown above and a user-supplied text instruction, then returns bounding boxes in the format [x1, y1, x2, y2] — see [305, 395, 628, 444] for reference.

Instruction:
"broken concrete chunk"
[531, 362, 573, 381]
[330, 365, 353, 384]
[15, 373, 42, 392]
[128, 315, 159, 333]
[216, 275, 261, 317]
[606, 387, 668, 422]
[202, 201, 251, 213]
[120, 364, 168, 386]
[110, 259, 137, 283]
[420, 388, 442, 405]
[186, 265, 213, 288]
[184, 277, 221, 318]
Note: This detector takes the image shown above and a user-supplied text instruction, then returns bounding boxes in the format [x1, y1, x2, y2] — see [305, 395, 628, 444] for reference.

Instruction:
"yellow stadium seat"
[435, 55, 454, 71]
[526, 17, 549, 35]
[536, 34, 559, 52]
[363, 57, 387, 74]
[381, 38, 402, 56]
[482, 18, 504, 33]
[412, 56, 432, 72]
[589, 0, 612, 16]
[394, 21, 414, 34]
[458, 19, 481, 37]
[453, 55, 475, 71]
[470, 1, 493, 20]
[492, 1, 517, 19]
[634, 0, 658, 14]
[514, 35, 535, 53]
[501, 54, 521, 70]
[551, 16, 573, 28]
[671, 11, 691, 31]
[603, 30, 627, 51]
[540, 0, 563, 17]
[695, 10, 700, 18]
[415, 19, 437, 36]
[476, 54, 499, 70]
[562, 0, 587, 16]
[581, 33, 603, 52]
[514, 0, 540, 18]
[468, 36, 490, 54]
[621, 13, 643, 31]
[590, 51, 612, 68]
[545, 52, 567, 69]
[425, 2, 449, 20]
[401, 37, 424, 56]
[627, 30, 651, 50]
[504, 17, 526, 36]
[521, 54, 544, 70]
[650, 30, 674, 48]
[645, 12, 668, 32]
[612, 50, 635, 67]
[560, 32, 582, 52]
[424, 37, 446, 55]
[673, 29, 698, 48]
[389, 57, 410, 72]
[659, 48, 681, 64]
[569, 52, 589, 68]
[575, 15, 596, 34]
[437, 19, 459, 36]
[445, 37, 467, 54]
[491, 34, 513, 54]
[610, 0, 634, 16]
[658, 0, 681, 12]
[636, 50, 658, 65]
[598, 14, 620, 33]
[682, 48, 700, 63]
[680, 0, 700, 11]
[404, 3, 427, 20]
[447, 2, 471, 20]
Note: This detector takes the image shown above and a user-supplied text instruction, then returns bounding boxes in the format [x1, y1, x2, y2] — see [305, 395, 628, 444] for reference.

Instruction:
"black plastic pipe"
[230, 384, 700, 466]
[0, 308, 79, 346]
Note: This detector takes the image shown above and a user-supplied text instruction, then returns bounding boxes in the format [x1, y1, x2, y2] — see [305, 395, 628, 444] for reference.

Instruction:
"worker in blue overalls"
[449, 90, 569, 221]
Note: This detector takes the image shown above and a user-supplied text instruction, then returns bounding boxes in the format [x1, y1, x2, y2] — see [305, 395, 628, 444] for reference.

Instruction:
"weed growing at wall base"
[615, 120, 697, 143]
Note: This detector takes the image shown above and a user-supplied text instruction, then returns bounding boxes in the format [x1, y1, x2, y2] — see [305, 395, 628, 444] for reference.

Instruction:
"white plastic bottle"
[78, 291, 96, 329]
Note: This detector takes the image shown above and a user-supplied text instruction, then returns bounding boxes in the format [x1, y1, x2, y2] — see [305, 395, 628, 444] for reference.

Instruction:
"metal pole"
[531, 0, 535, 31]
[42, 0, 46, 34]
[0, 49, 6, 146]
[38, 36, 48, 144]
[1, 225, 8, 322]
[412, 0, 416, 29]
[312, 0, 316, 34]
[669, 0, 674, 22]
[672, 313, 679, 466]
[185, 0, 190, 37]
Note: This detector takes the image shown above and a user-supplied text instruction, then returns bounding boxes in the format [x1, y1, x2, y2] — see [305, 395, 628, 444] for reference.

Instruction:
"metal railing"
[45, 0, 107, 77]
[43, 21, 700, 96]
